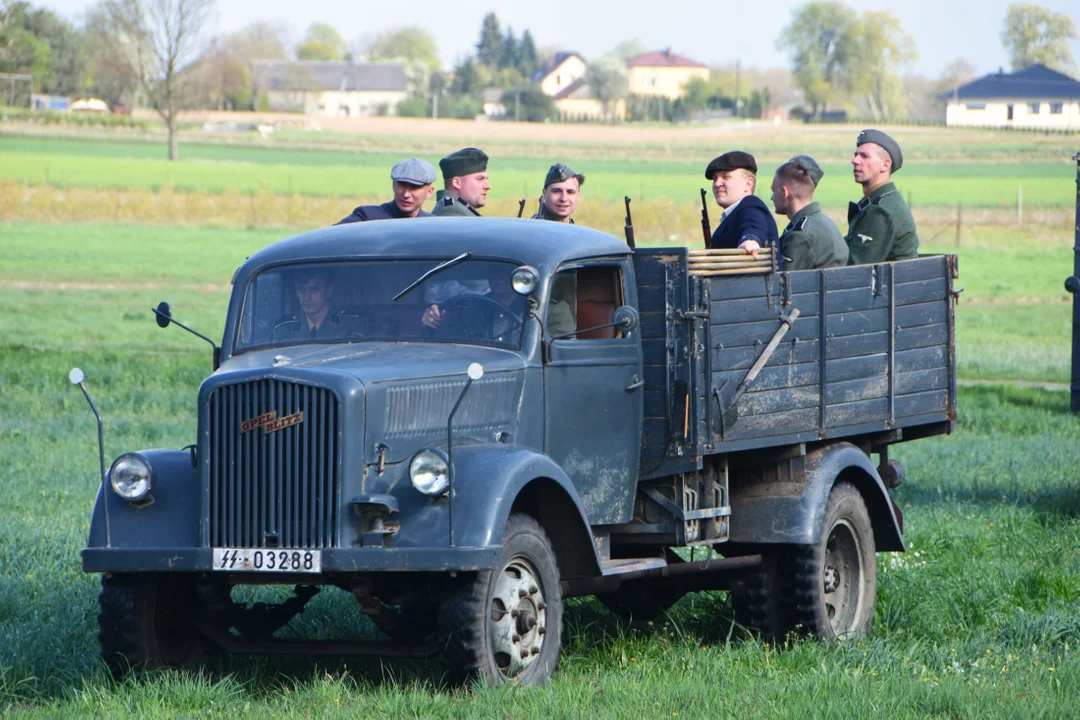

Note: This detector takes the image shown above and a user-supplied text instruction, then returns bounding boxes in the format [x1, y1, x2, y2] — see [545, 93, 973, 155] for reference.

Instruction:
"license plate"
[213, 548, 322, 573]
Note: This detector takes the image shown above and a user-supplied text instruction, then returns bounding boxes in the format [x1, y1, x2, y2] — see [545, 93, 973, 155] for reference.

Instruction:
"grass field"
[1, 133, 1076, 209]
[1, 220, 1079, 716]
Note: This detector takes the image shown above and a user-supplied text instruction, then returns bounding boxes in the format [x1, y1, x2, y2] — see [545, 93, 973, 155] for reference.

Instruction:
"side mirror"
[613, 305, 639, 333]
[154, 301, 172, 328]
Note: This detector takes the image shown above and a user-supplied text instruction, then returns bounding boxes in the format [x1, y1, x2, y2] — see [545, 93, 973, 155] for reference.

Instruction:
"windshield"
[236, 259, 528, 353]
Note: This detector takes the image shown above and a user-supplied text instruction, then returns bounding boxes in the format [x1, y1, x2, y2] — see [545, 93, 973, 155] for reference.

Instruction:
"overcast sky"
[35, 0, 1080, 78]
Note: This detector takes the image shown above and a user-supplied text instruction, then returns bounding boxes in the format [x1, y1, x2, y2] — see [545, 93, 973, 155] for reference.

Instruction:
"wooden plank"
[825, 397, 888, 427]
[724, 407, 820, 439]
[694, 267, 772, 277]
[637, 285, 667, 311]
[896, 345, 947, 373]
[642, 338, 668, 365]
[633, 255, 682, 285]
[711, 315, 819, 348]
[781, 271, 820, 294]
[713, 363, 819, 392]
[828, 332, 888, 359]
[827, 308, 889, 337]
[895, 367, 948, 395]
[711, 293, 819, 325]
[823, 285, 890, 314]
[897, 324, 946, 351]
[895, 277, 947, 306]
[895, 389, 948, 417]
[714, 338, 820, 371]
[826, 376, 888, 404]
[639, 311, 667, 338]
[708, 273, 777, 301]
[893, 256, 947, 284]
[827, 354, 888, 383]
[822, 264, 874, 291]
[739, 385, 819, 415]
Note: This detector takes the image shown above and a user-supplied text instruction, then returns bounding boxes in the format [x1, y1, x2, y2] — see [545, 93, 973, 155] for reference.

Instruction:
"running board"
[562, 554, 762, 598]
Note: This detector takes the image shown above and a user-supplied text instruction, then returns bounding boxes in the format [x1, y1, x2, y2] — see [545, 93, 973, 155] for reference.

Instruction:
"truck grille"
[208, 379, 340, 549]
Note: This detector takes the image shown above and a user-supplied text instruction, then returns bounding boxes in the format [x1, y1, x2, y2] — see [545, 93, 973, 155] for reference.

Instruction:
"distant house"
[251, 61, 408, 117]
[532, 51, 625, 122]
[531, 52, 587, 97]
[941, 63, 1080, 130]
[481, 88, 506, 118]
[626, 48, 709, 99]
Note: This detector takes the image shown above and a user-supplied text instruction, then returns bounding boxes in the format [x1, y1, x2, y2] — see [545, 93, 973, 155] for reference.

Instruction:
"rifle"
[623, 196, 636, 250]
[517, 198, 526, 218]
[700, 188, 711, 248]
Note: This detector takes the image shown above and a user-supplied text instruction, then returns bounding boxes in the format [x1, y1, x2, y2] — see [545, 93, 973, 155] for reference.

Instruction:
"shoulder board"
[442, 196, 454, 206]
[793, 216, 809, 231]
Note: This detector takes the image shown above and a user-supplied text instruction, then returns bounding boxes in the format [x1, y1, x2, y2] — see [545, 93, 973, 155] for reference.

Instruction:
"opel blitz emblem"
[240, 410, 304, 434]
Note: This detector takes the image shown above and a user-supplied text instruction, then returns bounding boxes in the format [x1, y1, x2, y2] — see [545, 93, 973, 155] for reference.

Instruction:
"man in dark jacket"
[336, 157, 436, 224]
[705, 151, 778, 257]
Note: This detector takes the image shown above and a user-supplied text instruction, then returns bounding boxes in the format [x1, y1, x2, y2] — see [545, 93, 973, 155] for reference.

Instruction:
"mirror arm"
[150, 307, 221, 369]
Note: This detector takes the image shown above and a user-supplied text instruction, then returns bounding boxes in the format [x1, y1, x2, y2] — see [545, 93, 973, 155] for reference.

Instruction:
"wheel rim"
[488, 556, 548, 680]
[822, 518, 866, 637]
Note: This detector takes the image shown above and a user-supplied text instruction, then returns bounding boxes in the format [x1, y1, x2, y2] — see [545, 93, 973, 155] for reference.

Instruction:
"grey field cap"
[390, 157, 437, 186]
[790, 155, 824, 186]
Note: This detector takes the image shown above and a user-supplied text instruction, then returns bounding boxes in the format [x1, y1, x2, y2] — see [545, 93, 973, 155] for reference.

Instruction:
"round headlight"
[511, 266, 539, 296]
[109, 453, 153, 502]
[410, 449, 449, 496]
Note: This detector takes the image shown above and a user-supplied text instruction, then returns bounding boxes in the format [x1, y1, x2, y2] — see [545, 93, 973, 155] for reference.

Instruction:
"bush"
[0, 106, 149, 129]
[395, 98, 427, 117]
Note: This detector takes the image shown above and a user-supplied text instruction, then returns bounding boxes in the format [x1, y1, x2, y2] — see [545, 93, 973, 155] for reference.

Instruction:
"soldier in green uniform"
[433, 147, 489, 217]
[770, 155, 848, 270]
[845, 129, 919, 265]
[531, 163, 584, 224]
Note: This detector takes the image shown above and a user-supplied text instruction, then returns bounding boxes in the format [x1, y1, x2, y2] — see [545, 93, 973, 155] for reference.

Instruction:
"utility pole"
[734, 58, 741, 118]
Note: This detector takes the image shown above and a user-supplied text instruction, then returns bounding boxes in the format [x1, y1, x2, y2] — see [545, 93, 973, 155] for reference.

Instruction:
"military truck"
[75, 218, 957, 686]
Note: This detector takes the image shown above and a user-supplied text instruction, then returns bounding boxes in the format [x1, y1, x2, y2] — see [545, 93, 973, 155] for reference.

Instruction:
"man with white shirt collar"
[705, 151, 779, 258]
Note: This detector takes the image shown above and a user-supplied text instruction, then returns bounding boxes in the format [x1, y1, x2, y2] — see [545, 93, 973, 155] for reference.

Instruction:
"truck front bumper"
[82, 546, 502, 573]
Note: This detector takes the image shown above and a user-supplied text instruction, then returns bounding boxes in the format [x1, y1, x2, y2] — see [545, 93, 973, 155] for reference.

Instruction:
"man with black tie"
[273, 268, 366, 342]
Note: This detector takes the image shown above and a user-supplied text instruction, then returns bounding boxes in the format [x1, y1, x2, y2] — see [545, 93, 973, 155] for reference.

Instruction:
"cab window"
[547, 265, 624, 340]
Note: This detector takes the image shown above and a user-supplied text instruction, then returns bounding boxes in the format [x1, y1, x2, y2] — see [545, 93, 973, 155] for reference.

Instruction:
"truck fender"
[729, 442, 904, 552]
[448, 444, 601, 579]
[86, 449, 200, 549]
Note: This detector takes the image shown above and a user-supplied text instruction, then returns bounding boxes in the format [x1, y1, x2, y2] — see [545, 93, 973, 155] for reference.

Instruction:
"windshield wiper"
[393, 252, 471, 302]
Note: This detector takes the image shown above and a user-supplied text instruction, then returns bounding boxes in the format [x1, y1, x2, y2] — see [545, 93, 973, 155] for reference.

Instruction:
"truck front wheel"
[98, 573, 212, 677]
[439, 514, 562, 686]
[788, 481, 877, 640]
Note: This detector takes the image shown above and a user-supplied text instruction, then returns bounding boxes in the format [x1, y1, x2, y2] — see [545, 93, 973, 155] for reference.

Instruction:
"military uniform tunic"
[845, 182, 919, 265]
[432, 190, 482, 217]
[530, 203, 574, 224]
[779, 202, 848, 271]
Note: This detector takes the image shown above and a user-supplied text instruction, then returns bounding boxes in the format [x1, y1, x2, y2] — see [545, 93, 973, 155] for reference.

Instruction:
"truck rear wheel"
[98, 573, 212, 677]
[787, 481, 877, 640]
[438, 514, 562, 686]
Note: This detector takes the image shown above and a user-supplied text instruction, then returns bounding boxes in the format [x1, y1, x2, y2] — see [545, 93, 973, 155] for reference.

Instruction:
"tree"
[777, 1, 854, 117]
[0, 2, 88, 97]
[1001, 3, 1077, 72]
[500, 86, 554, 122]
[224, 21, 288, 62]
[190, 37, 251, 109]
[847, 10, 917, 120]
[0, 5, 51, 101]
[610, 38, 646, 61]
[475, 12, 501, 68]
[585, 55, 627, 119]
[369, 26, 441, 98]
[499, 26, 517, 71]
[296, 23, 346, 62]
[97, 0, 216, 160]
[517, 29, 539, 79]
[448, 55, 481, 95]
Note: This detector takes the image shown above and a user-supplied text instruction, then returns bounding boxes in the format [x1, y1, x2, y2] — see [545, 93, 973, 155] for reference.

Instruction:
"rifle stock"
[623, 196, 636, 250]
[517, 198, 526, 218]
[700, 188, 711, 248]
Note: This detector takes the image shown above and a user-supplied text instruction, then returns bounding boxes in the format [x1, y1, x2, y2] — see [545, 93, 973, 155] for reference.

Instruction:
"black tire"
[438, 514, 562, 687]
[98, 573, 212, 677]
[785, 481, 877, 640]
[730, 549, 787, 640]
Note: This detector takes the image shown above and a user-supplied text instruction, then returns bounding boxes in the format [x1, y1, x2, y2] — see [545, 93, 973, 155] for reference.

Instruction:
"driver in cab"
[421, 265, 527, 344]
[273, 269, 368, 342]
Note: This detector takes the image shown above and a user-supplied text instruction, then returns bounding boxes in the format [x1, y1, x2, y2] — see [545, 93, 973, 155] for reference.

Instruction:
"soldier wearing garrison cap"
[532, 163, 585, 223]
[336, 157, 436, 223]
[845, 129, 919, 265]
[704, 150, 779, 257]
[770, 155, 848, 270]
[433, 147, 489, 217]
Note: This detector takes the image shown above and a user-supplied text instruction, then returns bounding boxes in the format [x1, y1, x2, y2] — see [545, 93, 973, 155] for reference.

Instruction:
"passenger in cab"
[336, 158, 436, 223]
[273, 268, 368, 342]
[771, 155, 848, 270]
[845, 129, 919, 264]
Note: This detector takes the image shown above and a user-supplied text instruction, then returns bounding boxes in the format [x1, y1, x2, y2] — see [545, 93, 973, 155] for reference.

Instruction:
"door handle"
[625, 375, 644, 392]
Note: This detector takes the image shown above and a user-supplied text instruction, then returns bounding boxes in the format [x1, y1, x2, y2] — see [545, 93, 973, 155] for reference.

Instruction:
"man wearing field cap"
[770, 155, 847, 270]
[845, 129, 919, 265]
[433, 147, 489, 217]
[532, 163, 584, 223]
[336, 157, 436, 223]
[705, 150, 779, 256]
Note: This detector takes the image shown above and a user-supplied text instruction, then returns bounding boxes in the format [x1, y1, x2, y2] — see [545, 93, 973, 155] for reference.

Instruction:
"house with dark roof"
[941, 63, 1080, 129]
[529, 51, 625, 121]
[626, 48, 708, 99]
[251, 61, 408, 117]
[531, 51, 587, 98]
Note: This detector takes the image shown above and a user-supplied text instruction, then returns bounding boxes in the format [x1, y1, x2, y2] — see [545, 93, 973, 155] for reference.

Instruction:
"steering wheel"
[439, 294, 522, 340]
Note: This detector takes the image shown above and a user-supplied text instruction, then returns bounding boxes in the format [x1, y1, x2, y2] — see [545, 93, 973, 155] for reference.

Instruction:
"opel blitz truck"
[77, 218, 957, 686]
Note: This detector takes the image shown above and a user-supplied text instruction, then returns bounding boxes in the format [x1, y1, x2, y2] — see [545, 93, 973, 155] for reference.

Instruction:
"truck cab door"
[543, 259, 643, 525]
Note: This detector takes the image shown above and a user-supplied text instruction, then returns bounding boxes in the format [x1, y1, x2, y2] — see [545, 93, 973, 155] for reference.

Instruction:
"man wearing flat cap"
[433, 147, 490, 217]
[705, 151, 778, 256]
[532, 163, 584, 223]
[845, 129, 919, 265]
[336, 157, 436, 223]
[770, 155, 847, 270]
